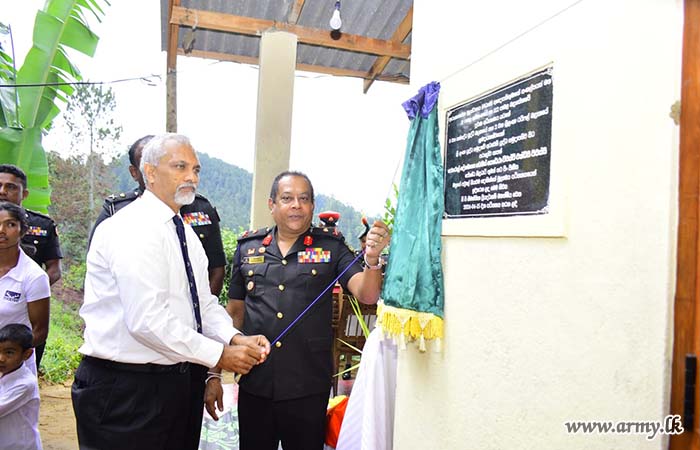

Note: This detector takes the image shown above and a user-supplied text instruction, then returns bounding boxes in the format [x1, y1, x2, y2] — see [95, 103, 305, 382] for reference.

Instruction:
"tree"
[46, 83, 122, 266]
[0, 0, 109, 213]
[59, 83, 122, 225]
[47, 152, 91, 265]
[47, 150, 114, 266]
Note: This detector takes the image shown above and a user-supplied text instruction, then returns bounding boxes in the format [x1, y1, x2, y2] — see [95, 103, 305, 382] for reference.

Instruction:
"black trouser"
[35, 342, 45, 369]
[71, 356, 207, 450]
[238, 388, 329, 450]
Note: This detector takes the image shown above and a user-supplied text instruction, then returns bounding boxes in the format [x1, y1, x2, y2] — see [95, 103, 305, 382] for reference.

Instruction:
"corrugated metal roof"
[160, 0, 412, 87]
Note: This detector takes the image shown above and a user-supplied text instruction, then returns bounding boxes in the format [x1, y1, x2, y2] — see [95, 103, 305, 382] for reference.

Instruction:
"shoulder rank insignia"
[106, 189, 139, 203]
[182, 212, 212, 226]
[309, 226, 346, 242]
[26, 209, 54, 223]
[238, 227, 270, 242]
[298, 248, 331, 264]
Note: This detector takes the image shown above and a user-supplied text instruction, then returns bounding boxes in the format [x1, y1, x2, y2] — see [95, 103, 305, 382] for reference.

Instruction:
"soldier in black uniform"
[88, 136, 227, 295]
[209, 171, 390, 450]
[0, 164, 62, 368]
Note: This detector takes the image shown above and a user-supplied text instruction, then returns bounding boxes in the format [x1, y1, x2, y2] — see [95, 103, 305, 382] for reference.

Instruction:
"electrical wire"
[439, 0, 586, 84]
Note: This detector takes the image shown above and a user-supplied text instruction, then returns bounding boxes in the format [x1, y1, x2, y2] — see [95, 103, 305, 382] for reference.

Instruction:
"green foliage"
[62, 83, 122, 160]
[0, 126, 50, 212]
[63, 260, 86, 290]
[346, 296, 371, 338]
[45, 79, 121, 269]
[383, 183, 399, 233]
[0, 23, 18, 128]
[41, 297, 83, 383]
[17, 1, 103, 129]
[218, 227, 240, 304]
[0, 0, 109, 213]
[47, 151, 114, 266]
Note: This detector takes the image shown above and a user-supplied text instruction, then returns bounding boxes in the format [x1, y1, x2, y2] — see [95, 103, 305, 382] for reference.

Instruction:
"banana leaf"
[0, 0, 107, 213]
[0, 59, 18, 128]
[0, 127, 50, 211]
[0, 24, 18, 128]
[18, 4, 99, 128]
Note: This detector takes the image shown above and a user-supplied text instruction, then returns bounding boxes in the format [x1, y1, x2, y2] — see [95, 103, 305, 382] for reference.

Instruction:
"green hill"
[111, 152, 370, 249]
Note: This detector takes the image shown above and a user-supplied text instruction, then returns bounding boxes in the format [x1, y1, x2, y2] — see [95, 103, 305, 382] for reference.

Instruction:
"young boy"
[0, 323, 42, 450]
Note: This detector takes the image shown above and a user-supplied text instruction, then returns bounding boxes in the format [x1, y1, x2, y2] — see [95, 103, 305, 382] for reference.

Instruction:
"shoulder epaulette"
[105, 189, 140, 204]
[194, 192, 210, 203]
[309, 226, 345, 241]
[237, 227, 271, 242]
[26, 209, 54, 222]
[190, 193, 216, 211]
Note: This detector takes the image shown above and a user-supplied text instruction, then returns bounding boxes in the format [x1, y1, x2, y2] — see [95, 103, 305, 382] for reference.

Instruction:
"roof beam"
[363, 5, 413, 93]
[177, 48, 409, 84]
[166, 0, 181, 70]
[166, 0, 181, 132]
[170, 6, 411, 59]
[287, 0, 306, 25]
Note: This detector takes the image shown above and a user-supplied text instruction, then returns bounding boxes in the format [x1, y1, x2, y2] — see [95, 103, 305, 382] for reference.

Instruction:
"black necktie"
[173, 215, 203, 333]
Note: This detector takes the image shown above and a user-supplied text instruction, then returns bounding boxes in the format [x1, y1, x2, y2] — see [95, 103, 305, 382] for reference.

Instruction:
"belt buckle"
[179, 362, 190, 373]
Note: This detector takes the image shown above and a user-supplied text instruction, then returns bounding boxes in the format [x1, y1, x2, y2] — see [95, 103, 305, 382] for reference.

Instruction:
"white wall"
[393, 1, 684, 449]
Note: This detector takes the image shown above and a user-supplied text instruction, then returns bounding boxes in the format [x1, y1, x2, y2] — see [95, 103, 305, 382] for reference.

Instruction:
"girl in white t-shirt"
[0, 202, 50, 375]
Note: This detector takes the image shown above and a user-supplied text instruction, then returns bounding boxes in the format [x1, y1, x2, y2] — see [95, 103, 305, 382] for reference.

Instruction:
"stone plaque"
[444, 67, 553, 218]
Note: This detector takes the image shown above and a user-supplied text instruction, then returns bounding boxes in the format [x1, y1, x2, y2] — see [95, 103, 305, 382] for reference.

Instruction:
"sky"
[3, 0, 415, 216]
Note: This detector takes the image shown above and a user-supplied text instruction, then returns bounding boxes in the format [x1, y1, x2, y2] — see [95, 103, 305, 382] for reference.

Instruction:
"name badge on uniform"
[298, 248, 331, 264]
[3, 290, 20, 303]
[244, 256, 265, 264]
[182, 212, 212, 226]
[27, 226, 47, 236]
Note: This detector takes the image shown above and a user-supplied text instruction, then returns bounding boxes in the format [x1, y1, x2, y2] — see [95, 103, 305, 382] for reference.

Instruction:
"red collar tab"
[304, 235, 313, 246]
[262, 234, 273, 246]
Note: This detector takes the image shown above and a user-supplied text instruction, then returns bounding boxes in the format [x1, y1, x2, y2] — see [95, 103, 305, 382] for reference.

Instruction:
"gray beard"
[174, 190, 195, 206]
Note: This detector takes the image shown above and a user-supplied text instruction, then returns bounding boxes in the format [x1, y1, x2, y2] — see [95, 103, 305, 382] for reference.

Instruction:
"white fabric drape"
[335, 328, 398, 450]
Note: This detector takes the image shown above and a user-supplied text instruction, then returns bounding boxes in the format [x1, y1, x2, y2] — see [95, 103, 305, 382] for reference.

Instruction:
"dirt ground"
[39, 380, 78, 450]
[39, 281, 81, 449]
[37, 373, 240, 449]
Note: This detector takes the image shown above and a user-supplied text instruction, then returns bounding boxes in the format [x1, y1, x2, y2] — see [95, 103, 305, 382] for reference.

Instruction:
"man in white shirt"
[71, 134, 270, 450]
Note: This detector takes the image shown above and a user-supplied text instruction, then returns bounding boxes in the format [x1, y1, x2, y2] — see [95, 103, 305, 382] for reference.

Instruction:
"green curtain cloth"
[382, 82, 444, 320]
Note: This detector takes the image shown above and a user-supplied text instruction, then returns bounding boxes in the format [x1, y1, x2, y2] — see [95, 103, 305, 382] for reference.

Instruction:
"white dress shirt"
[0, 249, 50, 375]
[0, 363, 42, 450]
[79, 190, 238, 368]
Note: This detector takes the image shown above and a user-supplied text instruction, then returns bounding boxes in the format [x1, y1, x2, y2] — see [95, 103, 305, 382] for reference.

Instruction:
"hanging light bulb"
[330, 1, 342, 31]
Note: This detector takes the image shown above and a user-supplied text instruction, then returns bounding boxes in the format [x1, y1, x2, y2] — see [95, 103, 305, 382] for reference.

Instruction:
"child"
[0, 323, 42, 450]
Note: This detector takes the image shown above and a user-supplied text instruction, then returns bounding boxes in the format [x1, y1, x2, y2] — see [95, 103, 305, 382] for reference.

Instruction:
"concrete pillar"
[250, 30, 297, 229]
